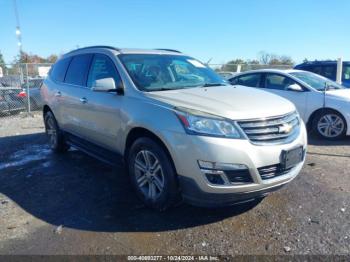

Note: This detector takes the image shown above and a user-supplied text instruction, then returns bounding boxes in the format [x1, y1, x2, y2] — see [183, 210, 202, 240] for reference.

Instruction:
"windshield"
[290, 71, 344, 91]
[118, 54, 226, 91]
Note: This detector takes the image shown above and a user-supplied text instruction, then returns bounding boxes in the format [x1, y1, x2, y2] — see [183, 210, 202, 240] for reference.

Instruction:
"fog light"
[205, 173, 225, 185]
[198, 161, 252, 185]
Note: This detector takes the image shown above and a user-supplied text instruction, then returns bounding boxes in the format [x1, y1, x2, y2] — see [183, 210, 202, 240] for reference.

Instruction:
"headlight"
[175, 107, 243, 139]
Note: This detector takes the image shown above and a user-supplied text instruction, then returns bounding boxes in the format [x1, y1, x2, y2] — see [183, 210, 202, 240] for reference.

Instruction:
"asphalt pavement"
[0, 115, 349, 256]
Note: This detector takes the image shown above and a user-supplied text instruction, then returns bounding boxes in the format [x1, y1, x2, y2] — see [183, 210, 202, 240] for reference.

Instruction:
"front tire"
[127, 137, 180, 211]
[312, 109, 347, 140]
[44, 111, 69, 153]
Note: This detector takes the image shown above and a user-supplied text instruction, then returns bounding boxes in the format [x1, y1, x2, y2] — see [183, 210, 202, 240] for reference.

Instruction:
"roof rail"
[66, 45, 120, 54]
[155, 48, 182, 53]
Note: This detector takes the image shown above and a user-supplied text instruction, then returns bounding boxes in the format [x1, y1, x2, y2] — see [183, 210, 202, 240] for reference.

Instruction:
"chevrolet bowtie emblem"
[279, 123, 293, 133]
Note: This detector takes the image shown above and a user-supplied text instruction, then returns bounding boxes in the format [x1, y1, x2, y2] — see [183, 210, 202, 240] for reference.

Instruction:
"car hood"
[326, 89, 350, 101]
[146, 85, 295, 120]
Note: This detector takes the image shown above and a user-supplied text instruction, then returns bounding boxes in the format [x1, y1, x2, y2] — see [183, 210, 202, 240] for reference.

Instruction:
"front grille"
[237, 112, 300, 145]
[258, 164, 293, 180]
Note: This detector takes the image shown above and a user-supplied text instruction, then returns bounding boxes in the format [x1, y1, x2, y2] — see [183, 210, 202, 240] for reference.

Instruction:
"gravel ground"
[0, 115, 349, 256]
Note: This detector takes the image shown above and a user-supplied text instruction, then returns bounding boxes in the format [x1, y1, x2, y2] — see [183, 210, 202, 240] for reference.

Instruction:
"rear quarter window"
[50, 57, 71, 82]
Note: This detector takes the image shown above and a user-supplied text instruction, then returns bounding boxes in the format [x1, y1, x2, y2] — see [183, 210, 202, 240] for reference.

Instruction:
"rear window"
[50, 57, 71, 82]
[64, 54, 93, 86]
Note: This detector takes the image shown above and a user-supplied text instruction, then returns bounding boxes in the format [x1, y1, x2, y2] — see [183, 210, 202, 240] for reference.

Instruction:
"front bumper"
[162, 122, 307, 207]
[178, 175, 285, 207]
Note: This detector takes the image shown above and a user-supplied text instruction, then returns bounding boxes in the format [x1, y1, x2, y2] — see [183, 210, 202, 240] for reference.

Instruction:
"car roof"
[296, 60, 350, 66]
[63, 46, 183, 58]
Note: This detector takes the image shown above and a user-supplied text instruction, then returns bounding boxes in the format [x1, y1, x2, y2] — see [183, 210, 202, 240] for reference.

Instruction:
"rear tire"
[44, 111, 69, 153]
[127, 137, 180, 211]
[312, 109, 346, 140]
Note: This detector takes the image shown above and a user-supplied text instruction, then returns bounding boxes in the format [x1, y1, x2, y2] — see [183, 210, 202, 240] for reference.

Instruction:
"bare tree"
[258, 51, 272, 65]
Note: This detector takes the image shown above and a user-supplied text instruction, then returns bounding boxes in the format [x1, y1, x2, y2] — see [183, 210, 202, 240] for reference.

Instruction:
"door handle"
[55, 91, 62, 97]
[80, 97, 88, 104]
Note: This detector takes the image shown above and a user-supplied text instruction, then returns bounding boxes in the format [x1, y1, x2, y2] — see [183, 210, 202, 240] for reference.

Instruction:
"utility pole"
[13, 0, 23, 54]
[13, 0, 31, 116]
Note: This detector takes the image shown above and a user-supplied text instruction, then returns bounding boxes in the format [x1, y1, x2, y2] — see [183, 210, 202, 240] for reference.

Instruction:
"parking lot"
[0, 114, 349, 255]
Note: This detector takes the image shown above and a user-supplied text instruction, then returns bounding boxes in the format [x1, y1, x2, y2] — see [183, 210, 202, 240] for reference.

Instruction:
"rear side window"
[50, 57, 71, 82]
[309, 65, 323, 75]
[87, 54, 122, 88]
[323, 65, 336, 80]
[231, 74, 262, 87]
[303, 65, 336, 80]
[65, 54, 93, 86]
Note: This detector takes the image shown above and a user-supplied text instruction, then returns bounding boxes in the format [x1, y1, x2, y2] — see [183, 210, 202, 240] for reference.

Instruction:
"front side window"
[64, 54, 93, 86]
[118, 54, 225, 91]
[231, 74, 262, 87]
[87, 54, 122, 88]
[264, 74, 297, 90]
[290, 71, 344, 91]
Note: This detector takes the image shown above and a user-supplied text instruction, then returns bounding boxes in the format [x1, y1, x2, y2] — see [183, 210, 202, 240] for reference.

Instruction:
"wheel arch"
[43, 105, 52, 117]
[307, 107, 347, 128]
[124, 127, 178, 174]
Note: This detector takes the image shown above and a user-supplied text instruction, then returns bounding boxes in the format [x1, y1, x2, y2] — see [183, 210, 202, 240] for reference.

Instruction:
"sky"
[0, 0, 349, 64]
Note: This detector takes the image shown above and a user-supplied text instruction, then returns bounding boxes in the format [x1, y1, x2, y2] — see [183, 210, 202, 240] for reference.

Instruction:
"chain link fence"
[0, 62, 292, 119]
[0, 63, 52, 118]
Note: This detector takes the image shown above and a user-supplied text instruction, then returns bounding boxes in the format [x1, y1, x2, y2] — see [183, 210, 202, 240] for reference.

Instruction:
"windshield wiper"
[200, 83, 226, 87]
[146, 87, 178, 92]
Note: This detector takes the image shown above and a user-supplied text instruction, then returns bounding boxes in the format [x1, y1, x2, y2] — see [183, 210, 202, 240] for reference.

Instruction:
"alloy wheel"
[134, 150, 165, 201]
[317, 114, 345, 138]
[46, 116, 58, 147]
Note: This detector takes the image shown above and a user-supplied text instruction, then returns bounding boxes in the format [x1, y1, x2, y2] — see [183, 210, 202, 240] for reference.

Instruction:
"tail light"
[17, 91, 27, 98]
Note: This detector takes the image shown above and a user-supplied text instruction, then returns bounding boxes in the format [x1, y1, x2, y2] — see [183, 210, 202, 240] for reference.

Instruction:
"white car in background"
[229, 69, 350, 140]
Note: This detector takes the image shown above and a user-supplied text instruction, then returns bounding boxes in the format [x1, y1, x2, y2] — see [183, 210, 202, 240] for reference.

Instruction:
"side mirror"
[92, 77, 124, 94]
[286, 83, 303, 92]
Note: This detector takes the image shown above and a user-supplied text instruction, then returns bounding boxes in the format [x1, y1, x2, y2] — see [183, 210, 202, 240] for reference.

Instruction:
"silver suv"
[41, 46, 307, 210]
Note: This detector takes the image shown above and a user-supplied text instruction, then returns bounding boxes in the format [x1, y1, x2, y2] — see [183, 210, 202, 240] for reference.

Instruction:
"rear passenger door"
[59, 54, 93, 134]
